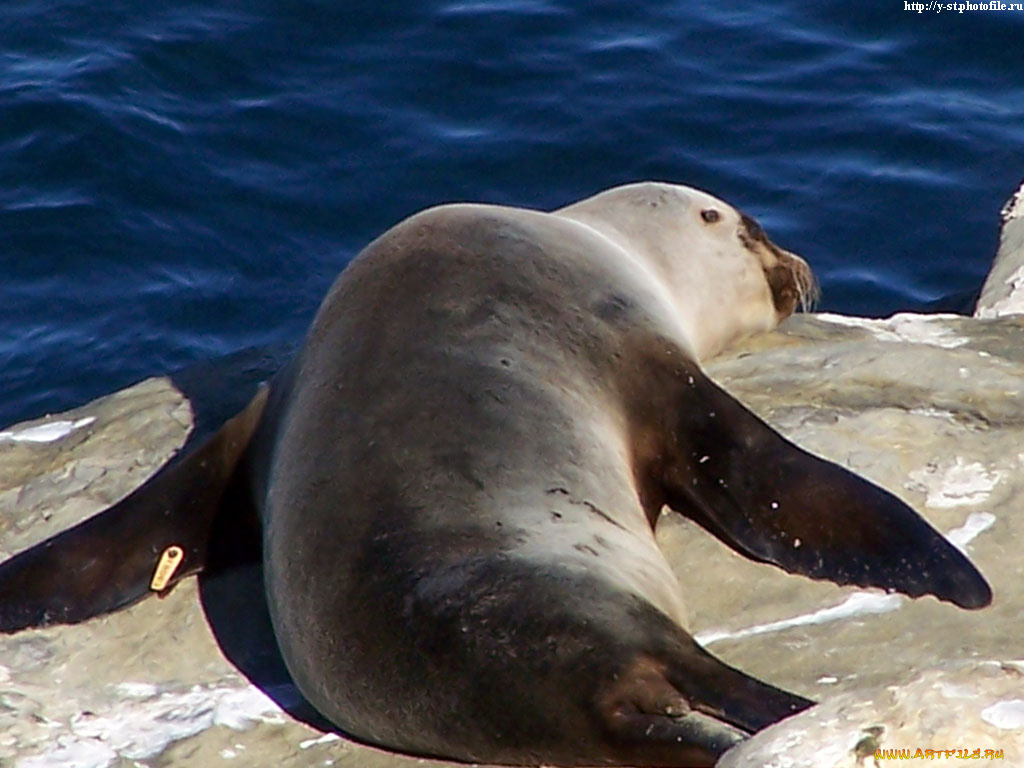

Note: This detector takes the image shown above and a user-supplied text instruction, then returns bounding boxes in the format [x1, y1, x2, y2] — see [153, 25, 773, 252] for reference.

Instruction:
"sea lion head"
[555, 181, 818, 356]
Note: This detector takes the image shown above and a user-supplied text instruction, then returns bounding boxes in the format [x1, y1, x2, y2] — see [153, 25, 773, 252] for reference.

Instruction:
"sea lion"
[0, 182, 992, 767]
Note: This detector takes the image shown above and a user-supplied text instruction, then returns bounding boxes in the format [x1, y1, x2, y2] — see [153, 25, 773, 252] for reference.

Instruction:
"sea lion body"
[0, 183, 991, 767]
[258, 187, 808, 765]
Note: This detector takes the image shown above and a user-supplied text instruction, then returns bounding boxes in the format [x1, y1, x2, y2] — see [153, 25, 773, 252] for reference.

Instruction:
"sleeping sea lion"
[0, 182, 991, 767]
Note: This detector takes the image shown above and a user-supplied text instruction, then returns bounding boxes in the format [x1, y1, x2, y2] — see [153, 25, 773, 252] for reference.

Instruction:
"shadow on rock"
[198, 560, 337, 733]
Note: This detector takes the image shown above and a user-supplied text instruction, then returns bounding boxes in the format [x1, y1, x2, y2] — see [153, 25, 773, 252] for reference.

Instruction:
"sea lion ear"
[660, 368, 993, 610]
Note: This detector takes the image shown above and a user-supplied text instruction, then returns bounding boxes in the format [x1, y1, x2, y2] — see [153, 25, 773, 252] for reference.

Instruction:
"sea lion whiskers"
[737, 212, 819, 316]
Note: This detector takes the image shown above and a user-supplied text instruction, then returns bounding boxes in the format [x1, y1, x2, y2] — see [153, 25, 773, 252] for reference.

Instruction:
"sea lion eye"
[700, 209, 720, 224]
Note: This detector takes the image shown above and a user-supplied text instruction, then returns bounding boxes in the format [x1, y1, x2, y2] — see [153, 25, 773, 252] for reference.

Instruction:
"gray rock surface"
[697, 312, 1024, 767]
[977, 178, 1024, 319]
[3, 184, 1023, 767]
[0, 377, 190, 560]
[717, 662, 1023, 768]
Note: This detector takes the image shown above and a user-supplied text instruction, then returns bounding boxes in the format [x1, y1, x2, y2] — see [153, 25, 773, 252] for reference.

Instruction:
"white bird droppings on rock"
[695, 591, 904, 646]
[0, 417, 95, 443]
[945, 511, 997, 552]
[16, 735, 118, 768]
[937, 681, 976, 699]
[114, 682, 158, 699]
[816, 312, 970, 348]
[906, 457, 1004, 509]
[981, 699, 1024, 730]
[15, 684, 284, 768]
[909, 406, 957, 421]
[976, 264, 1024, 319]
[1001, 181, 1024, 222]
[300, 733, 341, 749]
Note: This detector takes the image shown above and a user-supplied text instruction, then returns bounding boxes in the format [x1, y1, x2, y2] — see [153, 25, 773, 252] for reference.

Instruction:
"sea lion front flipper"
[658, 366, 992, 610]
[0, 385, 269, 633]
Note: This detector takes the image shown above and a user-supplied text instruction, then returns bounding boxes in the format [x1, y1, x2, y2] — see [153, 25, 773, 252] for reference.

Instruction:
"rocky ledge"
[2, 181, 1024, 768]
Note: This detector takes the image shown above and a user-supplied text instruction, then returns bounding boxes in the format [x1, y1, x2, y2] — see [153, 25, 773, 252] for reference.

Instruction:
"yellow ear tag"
[150, 546, 185, 591]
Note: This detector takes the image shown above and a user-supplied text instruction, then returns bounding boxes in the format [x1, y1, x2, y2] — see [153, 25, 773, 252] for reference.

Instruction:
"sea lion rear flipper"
[597, 641, 811, 766]
[0, 385, 269, 633]
[660, 367, 992, 609]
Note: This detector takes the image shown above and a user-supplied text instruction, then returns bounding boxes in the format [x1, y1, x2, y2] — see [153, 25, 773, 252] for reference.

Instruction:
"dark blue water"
[2, 1, 1023, 428]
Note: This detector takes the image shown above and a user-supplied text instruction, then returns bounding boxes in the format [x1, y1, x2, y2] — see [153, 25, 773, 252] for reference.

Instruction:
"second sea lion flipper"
[0, 384, 269, 633]
[659, 366, 992, 610]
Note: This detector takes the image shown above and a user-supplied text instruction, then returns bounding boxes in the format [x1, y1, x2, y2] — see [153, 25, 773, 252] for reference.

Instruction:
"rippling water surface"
[2, 1, 1022, 426]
